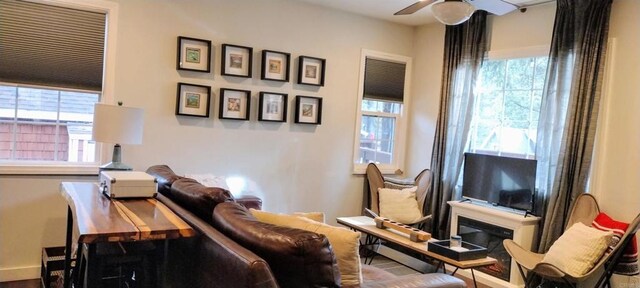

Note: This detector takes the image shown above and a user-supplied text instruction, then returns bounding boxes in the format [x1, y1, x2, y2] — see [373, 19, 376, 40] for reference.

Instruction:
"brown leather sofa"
[147, 165, 466, 288]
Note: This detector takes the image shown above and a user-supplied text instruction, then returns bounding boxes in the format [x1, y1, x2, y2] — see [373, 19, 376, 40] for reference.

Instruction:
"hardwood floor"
[0, 279, 40, 288]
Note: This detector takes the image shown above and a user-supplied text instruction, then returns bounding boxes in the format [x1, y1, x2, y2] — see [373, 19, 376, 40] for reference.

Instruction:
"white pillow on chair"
[542, 222, 613, 277]
[378, 186, 423, 224]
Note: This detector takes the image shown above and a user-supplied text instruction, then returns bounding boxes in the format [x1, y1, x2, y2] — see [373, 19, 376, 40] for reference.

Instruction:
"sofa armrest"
[362, 273, 466, 288]
[236, 195, 263, 210]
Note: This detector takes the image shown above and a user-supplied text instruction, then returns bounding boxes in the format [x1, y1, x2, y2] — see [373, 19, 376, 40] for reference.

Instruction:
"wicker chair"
[363, 163, 433, 229]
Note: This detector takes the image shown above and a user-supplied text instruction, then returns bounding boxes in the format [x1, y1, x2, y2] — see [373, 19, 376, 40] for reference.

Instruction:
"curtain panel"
[535, 0, 613, 253]
[429, 11, 487, 239]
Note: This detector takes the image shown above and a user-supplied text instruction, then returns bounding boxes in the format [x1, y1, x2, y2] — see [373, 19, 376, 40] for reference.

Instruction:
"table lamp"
[92, 102, 144, 171]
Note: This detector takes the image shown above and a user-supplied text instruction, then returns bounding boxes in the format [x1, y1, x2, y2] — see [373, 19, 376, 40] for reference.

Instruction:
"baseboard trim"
[0, 265, 40, 282]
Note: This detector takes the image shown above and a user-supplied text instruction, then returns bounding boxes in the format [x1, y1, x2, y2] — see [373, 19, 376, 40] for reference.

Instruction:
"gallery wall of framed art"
[174, 35, 325, 124]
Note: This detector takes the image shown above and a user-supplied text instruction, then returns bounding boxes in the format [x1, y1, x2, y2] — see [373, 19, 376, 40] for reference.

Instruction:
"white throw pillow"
[542, 222, 613, 277]
[378, 186, 423, 224]
[249, 209, 362, 286]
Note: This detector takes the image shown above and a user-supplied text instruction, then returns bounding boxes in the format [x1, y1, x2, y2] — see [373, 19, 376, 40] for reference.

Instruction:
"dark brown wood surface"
[60, 182, 195, 244]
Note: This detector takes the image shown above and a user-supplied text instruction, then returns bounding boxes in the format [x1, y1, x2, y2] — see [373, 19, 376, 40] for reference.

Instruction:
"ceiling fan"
[395, 0, 519, 25]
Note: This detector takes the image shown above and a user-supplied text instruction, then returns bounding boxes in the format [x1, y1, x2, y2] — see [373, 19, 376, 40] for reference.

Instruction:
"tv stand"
[448, 201, 540, 288]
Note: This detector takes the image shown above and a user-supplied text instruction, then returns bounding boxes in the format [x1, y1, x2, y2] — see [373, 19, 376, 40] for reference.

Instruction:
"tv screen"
[461, 153, 537, 212]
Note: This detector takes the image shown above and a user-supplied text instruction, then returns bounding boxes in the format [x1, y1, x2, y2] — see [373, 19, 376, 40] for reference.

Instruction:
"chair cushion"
[542, 222, 613, 277]
[378, 186, 423, 224]
[250, 209, 362, 286]
[592, 212, 639, 275]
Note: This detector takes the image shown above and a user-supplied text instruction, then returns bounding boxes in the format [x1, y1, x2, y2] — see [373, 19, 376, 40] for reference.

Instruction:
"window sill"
[352, 164, 404, 176]
[0, 163, 99, 176]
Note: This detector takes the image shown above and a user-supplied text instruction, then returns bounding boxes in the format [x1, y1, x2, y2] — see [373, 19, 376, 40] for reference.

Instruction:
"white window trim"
[0, 0, 118, 175]
[352, 49, 412, 175]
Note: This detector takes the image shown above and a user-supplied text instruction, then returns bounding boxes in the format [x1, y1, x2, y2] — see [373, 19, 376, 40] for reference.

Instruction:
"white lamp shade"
[92, 103, 144, 145]
[431, 1, 476, 26]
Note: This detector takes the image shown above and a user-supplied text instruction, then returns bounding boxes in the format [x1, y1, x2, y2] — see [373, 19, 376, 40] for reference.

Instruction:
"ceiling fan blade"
[394, 0, 437, 15]
[468, 0, 518, 16]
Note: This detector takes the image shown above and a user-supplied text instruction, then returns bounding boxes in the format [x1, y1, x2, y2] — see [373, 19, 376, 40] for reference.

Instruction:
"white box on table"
[99, 171, 157, 198]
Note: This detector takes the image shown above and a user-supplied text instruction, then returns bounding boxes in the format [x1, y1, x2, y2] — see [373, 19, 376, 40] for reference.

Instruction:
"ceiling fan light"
[431, 1, 476, 25]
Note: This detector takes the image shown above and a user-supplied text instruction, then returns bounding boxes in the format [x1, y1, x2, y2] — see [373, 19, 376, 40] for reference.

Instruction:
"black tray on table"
[427, 240, 488, 261]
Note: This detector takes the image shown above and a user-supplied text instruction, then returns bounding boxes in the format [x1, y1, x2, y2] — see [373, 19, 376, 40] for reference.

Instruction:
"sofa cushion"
[250, 209, 362, 286]
[168, 178, 235, 223]
[213, 202, 340, 287]
[146, 165, 183, 194]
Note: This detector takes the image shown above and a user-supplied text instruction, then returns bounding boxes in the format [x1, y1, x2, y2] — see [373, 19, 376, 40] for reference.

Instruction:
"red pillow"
[591, 212, 639, 275]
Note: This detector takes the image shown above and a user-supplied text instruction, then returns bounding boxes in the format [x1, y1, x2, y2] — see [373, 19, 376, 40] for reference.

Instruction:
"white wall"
[592, 0, 640, 285]
[0, 0, 415, 281]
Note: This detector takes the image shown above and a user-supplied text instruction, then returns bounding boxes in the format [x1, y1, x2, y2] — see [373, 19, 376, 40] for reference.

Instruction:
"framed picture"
[176, 36, 212, 72]
[176, 83, 211, 117]
[297, 56, 326, 86]
[261, 50, 290, 82]
[258, 92, 288, 122]
[219, 88, 251, 120]
[221, 44, 253, 78]
[294, 95, 322, 125]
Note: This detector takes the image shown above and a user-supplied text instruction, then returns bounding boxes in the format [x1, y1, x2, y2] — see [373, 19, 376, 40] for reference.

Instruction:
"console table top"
[60, 182, 195, 244]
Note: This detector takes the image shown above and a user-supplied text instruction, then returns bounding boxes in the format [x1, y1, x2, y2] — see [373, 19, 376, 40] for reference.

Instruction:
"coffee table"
[337, 216, 496, 287]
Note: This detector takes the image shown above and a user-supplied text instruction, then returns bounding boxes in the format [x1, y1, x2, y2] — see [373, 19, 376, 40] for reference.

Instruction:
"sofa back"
[158, 193, 278, 288]
[213, 202, 341, 288]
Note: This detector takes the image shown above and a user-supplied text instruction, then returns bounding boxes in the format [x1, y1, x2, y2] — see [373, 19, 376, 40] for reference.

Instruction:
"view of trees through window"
[469, 56, 548, 158]
[0, 84, 100, 162]
[358, 100, 401, 164]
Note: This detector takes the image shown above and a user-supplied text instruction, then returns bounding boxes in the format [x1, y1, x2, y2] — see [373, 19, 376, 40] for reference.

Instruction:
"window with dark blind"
[354, 51, 411, 174]
[363, 58, 406, 102]
[0, 0, 107, 165]
[0, 0, 106, 91]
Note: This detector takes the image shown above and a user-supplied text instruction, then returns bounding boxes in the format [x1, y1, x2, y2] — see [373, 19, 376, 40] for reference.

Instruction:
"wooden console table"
[60, 182, 195, 288]
[337, 216, 496, 287]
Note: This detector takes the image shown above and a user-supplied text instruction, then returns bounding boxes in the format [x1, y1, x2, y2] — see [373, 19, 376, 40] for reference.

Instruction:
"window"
[0, 84, 100, 162]
[353, 50, 411, 174]
[468, 55, 548, 158]
[0, 0, 117, 174]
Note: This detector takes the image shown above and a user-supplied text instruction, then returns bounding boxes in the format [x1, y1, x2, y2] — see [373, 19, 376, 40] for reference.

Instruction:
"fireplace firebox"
[457, 216, 514, 282]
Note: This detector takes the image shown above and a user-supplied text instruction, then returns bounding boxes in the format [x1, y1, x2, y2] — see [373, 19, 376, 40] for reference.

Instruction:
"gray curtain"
[536, 0, 612, 252]
[429, 11, 487, 239]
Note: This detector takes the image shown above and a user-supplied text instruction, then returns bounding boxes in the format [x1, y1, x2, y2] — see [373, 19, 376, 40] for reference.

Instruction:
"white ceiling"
[292, 0, 553, 26]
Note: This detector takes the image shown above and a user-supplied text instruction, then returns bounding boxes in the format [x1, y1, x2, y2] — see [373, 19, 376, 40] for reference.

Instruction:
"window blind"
[0, 0, 106, 91]
[363, 58, 406, 102]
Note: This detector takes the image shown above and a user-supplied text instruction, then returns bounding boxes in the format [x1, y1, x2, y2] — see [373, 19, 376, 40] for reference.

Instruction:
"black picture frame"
[258, 92, 288, 122]
[176, 36, 212, 72]
[219, 88, 251, 120]
[261, 50, 291, 82]
[297, 56, 326, 86]
[176, 82, 211, 117]
[294, 95, 322, 125]
[221, 44, 253, 78]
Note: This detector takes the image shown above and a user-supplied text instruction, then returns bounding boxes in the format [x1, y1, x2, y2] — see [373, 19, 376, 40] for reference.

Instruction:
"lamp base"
[99, 162, 133, 172]
[99, 143, 134, 172]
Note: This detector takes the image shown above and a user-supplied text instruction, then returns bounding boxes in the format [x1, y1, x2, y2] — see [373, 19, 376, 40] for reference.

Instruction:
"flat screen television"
[461, 153, 537, 213]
